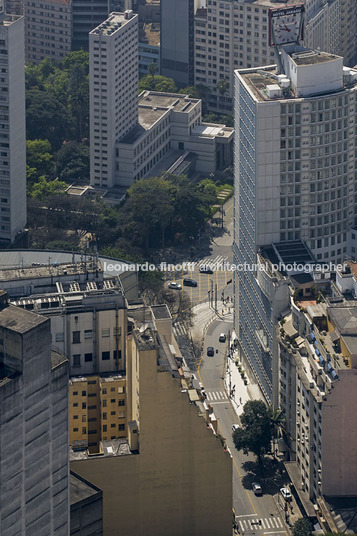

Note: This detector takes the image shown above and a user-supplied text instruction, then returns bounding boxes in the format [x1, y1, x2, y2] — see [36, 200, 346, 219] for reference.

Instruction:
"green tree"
[124, 177, 175, 249]
[292, 518, 313, 536]
[29, 177, 68, 199]
[61, 50, 89, 74]
[139, 74, 177, 93]
[56, 141, 89, 181]
[232, 400, 272, 464]
[268, 406, 286, 440]
[216, 78, 229, 97]
[148, 61, 158, 81]
[26, 139, 56, 181]
[179, 86, 201, 99]
[26, 89, 70, 149]
[68, 64, 89, 140]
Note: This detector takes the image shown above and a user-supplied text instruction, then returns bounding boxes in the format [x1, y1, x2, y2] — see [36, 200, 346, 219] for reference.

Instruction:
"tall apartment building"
[71, 0, 108, 51]
[0, 13, 26, 245]
[89, 11, 139, 189]
[233, 47, 357, 403]
[194, 0, 357, 113]
[277, 268, 357, 501]
[24, 0, 72, 64]
[0, 291, 69, 535]
[160, 0, 198, 86]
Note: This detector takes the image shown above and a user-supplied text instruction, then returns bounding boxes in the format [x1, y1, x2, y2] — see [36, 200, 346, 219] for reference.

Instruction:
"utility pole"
[215, 283, 218, 312]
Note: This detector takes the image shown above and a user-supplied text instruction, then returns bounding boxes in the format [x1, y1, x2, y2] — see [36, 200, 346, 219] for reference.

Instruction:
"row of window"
[72, 350, 122, 367]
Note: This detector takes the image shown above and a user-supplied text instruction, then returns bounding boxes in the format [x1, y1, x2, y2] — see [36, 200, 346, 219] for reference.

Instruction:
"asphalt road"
[197, 319, 288, 536]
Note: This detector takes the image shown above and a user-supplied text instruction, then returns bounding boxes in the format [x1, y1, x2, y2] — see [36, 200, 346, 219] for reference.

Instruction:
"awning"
[310, 332, 316, 340]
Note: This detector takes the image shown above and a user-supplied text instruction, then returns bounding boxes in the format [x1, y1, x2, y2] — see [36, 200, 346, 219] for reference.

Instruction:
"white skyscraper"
[194, 0, 357, 114]
[89, 11, 139, 189]
[0, 13, 26, 244]
[233, 46, 357, 402]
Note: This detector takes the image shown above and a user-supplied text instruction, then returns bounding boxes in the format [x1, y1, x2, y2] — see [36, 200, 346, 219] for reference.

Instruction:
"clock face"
[269, 5, 305, 46]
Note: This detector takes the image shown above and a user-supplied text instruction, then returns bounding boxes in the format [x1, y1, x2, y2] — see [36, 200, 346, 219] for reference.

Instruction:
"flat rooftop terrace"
[0, 260, 101, 282]
[90, 12, 135, 37]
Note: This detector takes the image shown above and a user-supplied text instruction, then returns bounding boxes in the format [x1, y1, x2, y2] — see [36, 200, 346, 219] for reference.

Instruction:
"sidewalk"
[224, 331, 265, 419]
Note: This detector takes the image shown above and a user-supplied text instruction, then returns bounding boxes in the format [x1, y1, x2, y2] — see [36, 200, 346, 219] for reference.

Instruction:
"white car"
[168, 281, 182, 290]
[219, 333, 226, 342]
[280, 487, 292, 502]
[232, 424, 240, 432]
[252, 482, 263, 496]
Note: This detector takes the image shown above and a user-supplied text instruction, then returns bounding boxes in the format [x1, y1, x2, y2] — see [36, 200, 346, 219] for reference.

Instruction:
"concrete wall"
[322, 369, 357, 496]
[72, 335, 232, 536]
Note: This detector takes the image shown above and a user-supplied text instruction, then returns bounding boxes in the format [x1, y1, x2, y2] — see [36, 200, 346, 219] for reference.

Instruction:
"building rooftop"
[0, 259, 101, 282]
[328, 307, 357, 335]
[0, 303, 47, 334]
[51, 350, 67, 370]
[191, 123, 233, 140]
[90, 12, 136, 37]
[70, 439, 132, 460]
[289, 49, 338, 66]
[133, 327, 158, 351]
[119, 92, 200, 144]
[70, 472, 102, 507]
[151, 304, 171, 320]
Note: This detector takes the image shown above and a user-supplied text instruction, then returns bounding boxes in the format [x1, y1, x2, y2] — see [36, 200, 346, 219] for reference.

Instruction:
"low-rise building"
[70, 471, 103, 536]
[69, 374, 127, 453]
[24, 0, 72, 64]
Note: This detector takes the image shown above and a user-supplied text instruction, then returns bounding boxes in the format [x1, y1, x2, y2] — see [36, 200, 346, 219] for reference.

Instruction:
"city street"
[197, 318, 288, 536]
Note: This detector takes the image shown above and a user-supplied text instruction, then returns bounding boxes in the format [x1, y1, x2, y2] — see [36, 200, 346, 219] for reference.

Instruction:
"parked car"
[252, 482, 263, 496]
[183, 278, 198, 287]
[232, 424, 240, 432]
[199, 265, 214, 274]
[280, 488, 292, 502]
[168, 281, 182, 290]
[206, 346, 215, 357]
[219, 333, 226, 342]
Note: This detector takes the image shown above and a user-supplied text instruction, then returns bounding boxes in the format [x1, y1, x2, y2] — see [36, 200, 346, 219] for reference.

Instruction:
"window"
[72, 331, 80, 344]
[82, 390, 86, 397]
[73, 415, 78, 420]
[103, 425, 107, 432]
[55, 332, 64, 342]
[119, 424, 125, 431]
[118, 400, 125, 406]
[73, 403, 78, 407]
[84, 329, 93, 339]
[103, 412, 107, 420]
[73, 354, 80, 368]
[178, 142, 184, 150]
[82, 427, 86, 434]
[82, 402, 86, 409]
[113, 350, 122, 360]
[102, 351, 110, 360]
[102, 328, 110, 337]
[73, 428, 78, 432]
[85, 353, 93, 362]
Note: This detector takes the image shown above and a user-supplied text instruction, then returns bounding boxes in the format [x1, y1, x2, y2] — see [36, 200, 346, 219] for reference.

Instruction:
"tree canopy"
[292, 518, 313, 536]
[139, 74, 177, 93]
[232, 400, 272, 463]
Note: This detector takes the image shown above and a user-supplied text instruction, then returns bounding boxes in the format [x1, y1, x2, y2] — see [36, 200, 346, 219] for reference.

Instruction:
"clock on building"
[269, 4, 305, 47]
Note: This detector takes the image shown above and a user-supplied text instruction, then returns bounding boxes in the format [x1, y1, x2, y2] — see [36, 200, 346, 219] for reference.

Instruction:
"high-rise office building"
[0, 291, 69, 535]
[160, 0, 198, 87]
[233, 45, 357, 402]
[194, 0, 357, 113]
[71, 0, 108, 51]
[24, 0, 72, 63]
[89, 11, 139, 188]
[0, 13, 26, 245]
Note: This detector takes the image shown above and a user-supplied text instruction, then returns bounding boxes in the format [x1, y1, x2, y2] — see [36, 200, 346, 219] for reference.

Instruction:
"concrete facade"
[0, 14, 26, 244]
[71, 305, 232, 535]
[0, 292, 69, 535]
[71, 0, 107, 51]
[89, 11, 139, 189]
[24, 0, 72, 64]
[70, 471, 103, 536]
[194, 0, 357, 114]
[233, 47, 357, 402]
[160, 0, 198, 86]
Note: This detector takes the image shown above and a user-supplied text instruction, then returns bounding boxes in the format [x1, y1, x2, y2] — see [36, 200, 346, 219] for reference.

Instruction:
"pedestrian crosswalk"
[196, 255, 229, 268]
[173, 322, 188, 337]
[205, 390, 228, 402]
[237, 516, 284, 531]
